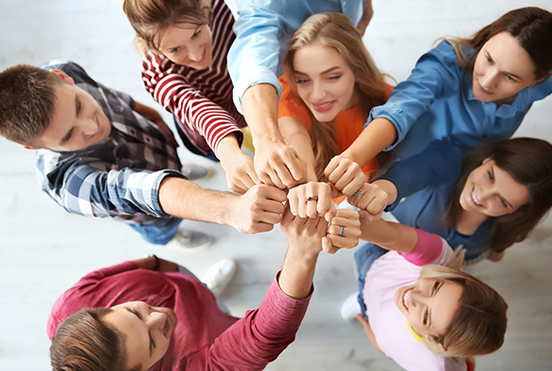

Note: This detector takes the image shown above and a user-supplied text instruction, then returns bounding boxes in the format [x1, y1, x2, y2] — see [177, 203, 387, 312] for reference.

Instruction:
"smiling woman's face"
[102, 301, 177, 371]
[395, 278, 463, 346]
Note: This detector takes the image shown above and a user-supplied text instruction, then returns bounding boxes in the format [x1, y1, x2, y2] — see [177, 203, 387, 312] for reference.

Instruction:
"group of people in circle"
[1, 1, 551, 370]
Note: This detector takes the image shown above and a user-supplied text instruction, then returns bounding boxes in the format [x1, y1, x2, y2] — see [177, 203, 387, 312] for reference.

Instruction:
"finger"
[324, 203, 337, 222]
[305, 196, 318, 218]
[282, 154, 307, 184]
[339, 173, 366, 197]
[327, 234, 358, 249]
[272, 161, 297, 188]
[316, 185, 332, 217]
[324, 156, 341, 178]
[322, 237, 339, 254]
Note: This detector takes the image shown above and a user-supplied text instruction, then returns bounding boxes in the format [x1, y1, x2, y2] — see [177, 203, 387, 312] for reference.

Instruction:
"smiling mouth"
[471, 188, 482, 206]
[311, 101, 335, 112]
[403, 288, 412, 311]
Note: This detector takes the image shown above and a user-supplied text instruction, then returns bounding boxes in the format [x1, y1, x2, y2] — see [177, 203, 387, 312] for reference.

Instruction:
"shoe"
[181, 163, 212, 181]
[201, 258, 238, 296]
[340, 292, 361, 321]
[171, 229, 213, 251]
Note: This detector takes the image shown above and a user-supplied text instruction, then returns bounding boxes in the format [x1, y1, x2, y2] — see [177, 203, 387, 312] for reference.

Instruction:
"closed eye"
[170, 46, 180, 53]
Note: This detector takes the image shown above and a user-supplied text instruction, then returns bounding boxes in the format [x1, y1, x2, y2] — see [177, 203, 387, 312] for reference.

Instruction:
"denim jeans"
[354, 242, 388, 319]
[129, 217, 182, 245]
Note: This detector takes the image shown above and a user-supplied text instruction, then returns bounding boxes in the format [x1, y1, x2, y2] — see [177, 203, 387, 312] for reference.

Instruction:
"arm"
[141, 52, 243, 158]
[158, 177, 287, 234]
[242, 84, 307, 188]
[356, 314, 383, 353]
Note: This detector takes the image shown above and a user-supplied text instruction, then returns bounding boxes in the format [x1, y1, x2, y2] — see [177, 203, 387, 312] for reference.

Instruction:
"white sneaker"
[202, 258, 238, 296]
[340, 292, 361, 321]
[170, 229, 213, 251]
[181, 163, 213, 181]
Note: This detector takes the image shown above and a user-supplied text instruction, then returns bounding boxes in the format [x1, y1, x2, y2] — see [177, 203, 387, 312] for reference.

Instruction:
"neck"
[456, 209, 487, 235]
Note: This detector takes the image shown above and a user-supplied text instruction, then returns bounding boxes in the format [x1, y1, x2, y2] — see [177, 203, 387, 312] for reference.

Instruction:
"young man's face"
[33, 70, 111, 151]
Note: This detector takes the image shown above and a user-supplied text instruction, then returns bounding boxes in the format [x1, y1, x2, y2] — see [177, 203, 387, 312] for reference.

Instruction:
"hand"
[324, 209, 361, 254]
[357, 0, 374, 36]
[348, 183, 389, 223]
[254, 140, 307, 189]
[325, 155, 366, 197]
[281, 205, 328, 256]
[487, 250, 505, 262]
[287, 182, 336, 221]
[230, 184, 287, 234]
[221, 152, 259, 194]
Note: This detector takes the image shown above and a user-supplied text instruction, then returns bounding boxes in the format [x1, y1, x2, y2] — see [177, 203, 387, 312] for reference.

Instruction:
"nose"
[146, 310, 166, 331]
[480, 68, 499, 88]
[310, 81, 326, 102]
[188, 46, 203, 62]
[80, 118, 97, 137]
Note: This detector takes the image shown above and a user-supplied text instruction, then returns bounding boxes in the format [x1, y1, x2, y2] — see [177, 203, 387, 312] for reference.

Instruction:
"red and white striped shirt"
[141, 0, 245, 156]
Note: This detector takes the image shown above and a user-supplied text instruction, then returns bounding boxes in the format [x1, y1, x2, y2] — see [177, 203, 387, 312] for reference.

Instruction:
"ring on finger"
[339, 226, 346, 237]
[353, 189, 363, 198]
[306, 196, 318, 203]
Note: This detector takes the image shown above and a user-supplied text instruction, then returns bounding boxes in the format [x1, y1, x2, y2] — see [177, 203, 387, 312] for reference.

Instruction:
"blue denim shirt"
[370, 40, 552, 159]
[228, 0, 364, 113]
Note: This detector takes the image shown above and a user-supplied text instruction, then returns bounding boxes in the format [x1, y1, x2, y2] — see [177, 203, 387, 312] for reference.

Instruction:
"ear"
[49, 69, 75, 85]
[426, 335, 448, 352]
[482, 157, 492, 165]
[23, 146, 42, 150]
[529, 74, 550, 87]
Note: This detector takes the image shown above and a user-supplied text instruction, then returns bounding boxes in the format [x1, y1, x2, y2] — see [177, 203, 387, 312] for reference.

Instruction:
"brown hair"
[419, 265, 508, 357]
[444, 137, 552, 253]
[50, 308, 132, 371]
[123, 0, 212, 53]
[283, 12, 389, 181]
[0, 64, 64, 146]
[449, 7, 552, 80]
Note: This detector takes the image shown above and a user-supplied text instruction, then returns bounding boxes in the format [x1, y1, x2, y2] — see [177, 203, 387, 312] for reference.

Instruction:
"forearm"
[158, 176, 239, 226]
[360, 219, 418, 254]
[278, 246, 319, 299]
[216, 132, 245, 162]
[242, 84, 283, 146]
[342, 118, 397, 167]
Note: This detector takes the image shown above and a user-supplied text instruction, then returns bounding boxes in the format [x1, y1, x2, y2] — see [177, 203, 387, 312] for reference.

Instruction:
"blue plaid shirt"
[36, 60, 183, 226]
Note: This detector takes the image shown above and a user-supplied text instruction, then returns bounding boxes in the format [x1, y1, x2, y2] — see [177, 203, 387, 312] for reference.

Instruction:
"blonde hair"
[123, 0, 212, 53]
[283, 12, 389, 181]
[418, 263, 508, 357]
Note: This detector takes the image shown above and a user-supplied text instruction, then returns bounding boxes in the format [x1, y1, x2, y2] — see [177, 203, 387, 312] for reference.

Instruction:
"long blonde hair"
[283, 12, 389, 181]
[419, 263, 507, 357]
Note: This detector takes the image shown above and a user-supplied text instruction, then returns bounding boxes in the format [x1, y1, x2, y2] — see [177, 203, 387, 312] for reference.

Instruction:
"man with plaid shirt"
[0, 60, 287, 246]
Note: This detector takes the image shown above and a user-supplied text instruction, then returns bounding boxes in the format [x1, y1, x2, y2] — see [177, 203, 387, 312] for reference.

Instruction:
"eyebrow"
[485, 51, 522, 80]
[125, 308, 154, 357]
[294, 66, 342, 76]
[427, 281, 444, 330]
[490, 167, 513, 208]
[162, 25, 202, 51]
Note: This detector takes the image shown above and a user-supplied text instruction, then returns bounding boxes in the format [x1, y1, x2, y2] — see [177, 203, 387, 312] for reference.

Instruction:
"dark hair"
[451, 7, 552, 80]
[444, 137, 552, 252]
[0, 64, 63, 146]
[123, 0, 212, 53]
[283, 12, 389, 181]
[50, 308, 131, 371]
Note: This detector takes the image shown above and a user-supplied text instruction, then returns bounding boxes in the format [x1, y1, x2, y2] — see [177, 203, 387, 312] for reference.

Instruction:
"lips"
[311, 100, 335, 112]
[478, 83, 492, 95]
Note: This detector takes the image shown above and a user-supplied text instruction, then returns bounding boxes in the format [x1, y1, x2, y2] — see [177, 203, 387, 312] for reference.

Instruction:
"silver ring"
[353, 190, 363, 198]
[339, 226, 346, 237]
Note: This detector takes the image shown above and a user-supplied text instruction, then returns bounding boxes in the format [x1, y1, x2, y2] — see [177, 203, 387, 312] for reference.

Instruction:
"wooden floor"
[1, 1, 551, 370]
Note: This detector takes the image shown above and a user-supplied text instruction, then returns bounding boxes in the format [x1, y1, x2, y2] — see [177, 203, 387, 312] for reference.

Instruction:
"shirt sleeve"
[36, 151, 182, 219]
[277, 75, 312, 131]
[187, 272, 312, 370]
[227, 3, 284, 114]
[142, 51, 242, 155]
[399, 229, 444, 266]
[378, 140, 463, 212]
[369, 41, 463, 150]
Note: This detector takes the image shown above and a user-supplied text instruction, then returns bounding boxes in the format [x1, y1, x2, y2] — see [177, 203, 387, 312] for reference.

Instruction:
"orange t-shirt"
[278, 75, 394, 179]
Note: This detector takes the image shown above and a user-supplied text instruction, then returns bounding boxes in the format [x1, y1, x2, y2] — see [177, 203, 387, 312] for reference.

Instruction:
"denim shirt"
[369, 40, 552, 159]
[227, 0, 364, 113]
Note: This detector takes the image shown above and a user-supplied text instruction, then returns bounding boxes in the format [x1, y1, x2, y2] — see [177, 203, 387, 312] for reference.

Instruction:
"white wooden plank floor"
[0, 1, 551, 370]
